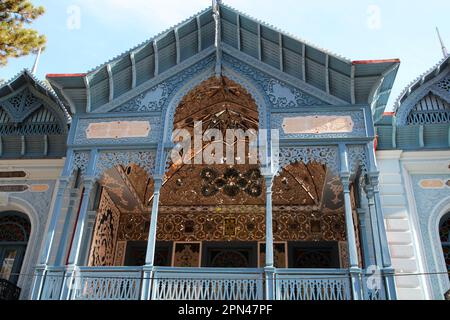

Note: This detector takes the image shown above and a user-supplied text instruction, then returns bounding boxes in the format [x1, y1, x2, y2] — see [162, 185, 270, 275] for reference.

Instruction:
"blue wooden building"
[0, 1, 448, 300]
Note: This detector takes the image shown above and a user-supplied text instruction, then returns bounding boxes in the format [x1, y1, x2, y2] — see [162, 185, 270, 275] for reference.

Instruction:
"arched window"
[0, 212, 31, 285]
[440, 213, 450, 280]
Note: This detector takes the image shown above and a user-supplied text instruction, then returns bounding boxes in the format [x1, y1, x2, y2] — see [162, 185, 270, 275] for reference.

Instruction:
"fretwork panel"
[275, 274, 351, 300]
[152, 271, 264, 300]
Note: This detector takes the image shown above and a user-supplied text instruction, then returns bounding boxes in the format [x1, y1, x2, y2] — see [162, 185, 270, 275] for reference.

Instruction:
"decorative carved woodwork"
[88, 190, 121, 267]
[118, 206, 346, 244]
[172, 242, 201, 268]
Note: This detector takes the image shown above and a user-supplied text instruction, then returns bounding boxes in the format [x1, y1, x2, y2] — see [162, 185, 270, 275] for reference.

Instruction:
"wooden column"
[339, 144, 362, 300]
[141, 177, 163, 300]
[264, 174, 275, 300]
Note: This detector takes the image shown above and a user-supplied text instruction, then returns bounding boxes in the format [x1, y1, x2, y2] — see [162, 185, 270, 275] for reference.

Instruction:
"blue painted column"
[339, 144, 362, 300]
[60, 149, 98, 300]
[141, 176, 163, 300]
[366, 142, 397, 300]
[357, 208, 372, 269]
[31, 149, 75, 300]
[60, 178, 96, 300]
[263, 174, 275, 300]
[364, 182, 383, 269]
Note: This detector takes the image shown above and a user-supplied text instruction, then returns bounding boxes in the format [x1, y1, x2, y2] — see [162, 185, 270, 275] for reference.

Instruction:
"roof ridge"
[220, 2, 352, 64]
[0, 69, 72, 123]
[393, 55, 450, 112]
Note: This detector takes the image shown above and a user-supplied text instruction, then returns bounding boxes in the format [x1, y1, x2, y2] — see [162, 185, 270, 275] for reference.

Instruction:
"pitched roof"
[0, 69, 72, 123]
[46, 2, 399, 120]
[393, 55, 450, 114]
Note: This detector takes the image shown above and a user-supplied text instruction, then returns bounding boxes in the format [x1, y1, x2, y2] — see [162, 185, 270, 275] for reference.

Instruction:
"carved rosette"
[278, 146, 339, 175]
[95, 151, 157, 179]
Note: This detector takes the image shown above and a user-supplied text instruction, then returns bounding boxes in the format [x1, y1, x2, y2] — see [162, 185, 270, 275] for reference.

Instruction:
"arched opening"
[440, 213, 450, 280]
[156, 76, 263, 268]
[85, 164, 153, 267]
[0, 211, 31, 285]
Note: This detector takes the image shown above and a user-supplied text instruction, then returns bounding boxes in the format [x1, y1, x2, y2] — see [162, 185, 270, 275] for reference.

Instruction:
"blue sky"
[1, 0, 450, 110]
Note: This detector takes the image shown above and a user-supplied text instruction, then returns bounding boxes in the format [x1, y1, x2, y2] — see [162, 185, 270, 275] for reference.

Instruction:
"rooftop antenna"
[31, 47, 42, 75]
[436, 27, 449, 58]
[212, 0, 222, 78]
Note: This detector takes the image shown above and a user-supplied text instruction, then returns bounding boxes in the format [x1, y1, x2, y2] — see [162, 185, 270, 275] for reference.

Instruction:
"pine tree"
[0, 0, 46, 66]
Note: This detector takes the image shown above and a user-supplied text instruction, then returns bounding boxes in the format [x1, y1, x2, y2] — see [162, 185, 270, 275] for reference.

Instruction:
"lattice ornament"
[223, 54, 326, 109]
[278, 146, 339, 175]
[72, 152, 90, 176]
[0, 87, 43, 123]
[347, 145, 369, 176]
[95, 151, 157, 179]
[114, 56, 215, 113]
[437, 76, 450, 93]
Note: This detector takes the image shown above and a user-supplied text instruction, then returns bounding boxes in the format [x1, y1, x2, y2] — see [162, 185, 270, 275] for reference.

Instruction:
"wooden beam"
[43, 134, 48, 156]
[83, 76, 91, 112]
[21, 136, 25, 156]
[106, 64, 114, 102]
[325, 54, 330, 94]
[130, 51, 137, 89]
[392, 117, 397, 149]
[448, 125, 450, 148]
[236, 14, 241, 51]
[279, 33, 284, 72]
[257, 24, 262, 61]
[419, 125, 425, 148]
[153, 41, 159, 76]
[301, 43, 306, 82]
[174, 28, 181, 64]
[196, 16, 202, 53]
[350, 65, 356, 104]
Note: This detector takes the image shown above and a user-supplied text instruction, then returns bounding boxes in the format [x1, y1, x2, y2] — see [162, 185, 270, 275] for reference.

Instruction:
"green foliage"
[0, 0, 46, 66]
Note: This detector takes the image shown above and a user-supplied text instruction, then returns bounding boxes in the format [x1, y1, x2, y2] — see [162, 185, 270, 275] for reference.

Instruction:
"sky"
[1, 0, 450, 111]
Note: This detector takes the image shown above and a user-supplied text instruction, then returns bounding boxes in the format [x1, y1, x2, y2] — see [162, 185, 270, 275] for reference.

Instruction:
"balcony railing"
[72, 267, 142, 301]
[152, 267, 264, 300]
[37, 267, 386, 301]
[275, 269, 351, 300]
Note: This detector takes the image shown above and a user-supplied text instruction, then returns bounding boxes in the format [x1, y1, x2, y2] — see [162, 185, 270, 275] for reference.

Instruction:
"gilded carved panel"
[117, 206, 346, 243]
[88, 190, 121, 267]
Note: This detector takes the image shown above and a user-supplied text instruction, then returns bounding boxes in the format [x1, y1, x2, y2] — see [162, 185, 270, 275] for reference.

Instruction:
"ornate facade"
[0, 1, 448, 301]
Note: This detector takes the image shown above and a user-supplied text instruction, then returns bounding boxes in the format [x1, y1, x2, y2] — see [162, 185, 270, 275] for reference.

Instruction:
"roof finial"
[31, 47, 42, 75]
[436, 27, 449, 58]
[212, 0, 222, 78]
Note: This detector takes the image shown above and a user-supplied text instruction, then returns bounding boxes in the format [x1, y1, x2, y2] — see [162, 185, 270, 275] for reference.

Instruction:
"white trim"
[400, 163, 432, 300]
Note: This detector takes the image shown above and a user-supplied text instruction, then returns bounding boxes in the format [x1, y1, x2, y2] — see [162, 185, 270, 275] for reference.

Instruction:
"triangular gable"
[395, 61, 450, 126]
[46, 2, 399, 117]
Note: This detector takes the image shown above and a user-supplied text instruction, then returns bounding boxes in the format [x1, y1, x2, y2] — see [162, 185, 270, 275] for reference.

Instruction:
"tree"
[0, 0, 46, 66]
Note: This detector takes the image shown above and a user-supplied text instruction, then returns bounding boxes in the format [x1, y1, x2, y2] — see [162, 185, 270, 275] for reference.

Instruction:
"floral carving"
[278, 146, 339, 175]
[72, 152, 90, 175]
[114, 56, 215, 113]
[95, 151, 156, 179]
[348, 145, 369, 175]
[116, 84, 169, 112]
[0, 87, 42, 123]
[223, 54, 326, 108]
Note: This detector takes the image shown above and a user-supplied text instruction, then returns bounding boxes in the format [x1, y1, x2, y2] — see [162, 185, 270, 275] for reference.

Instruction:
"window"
[440, 213, 450, 280]
[0, 212, 31, 285]
[0, 172, 26, 179]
